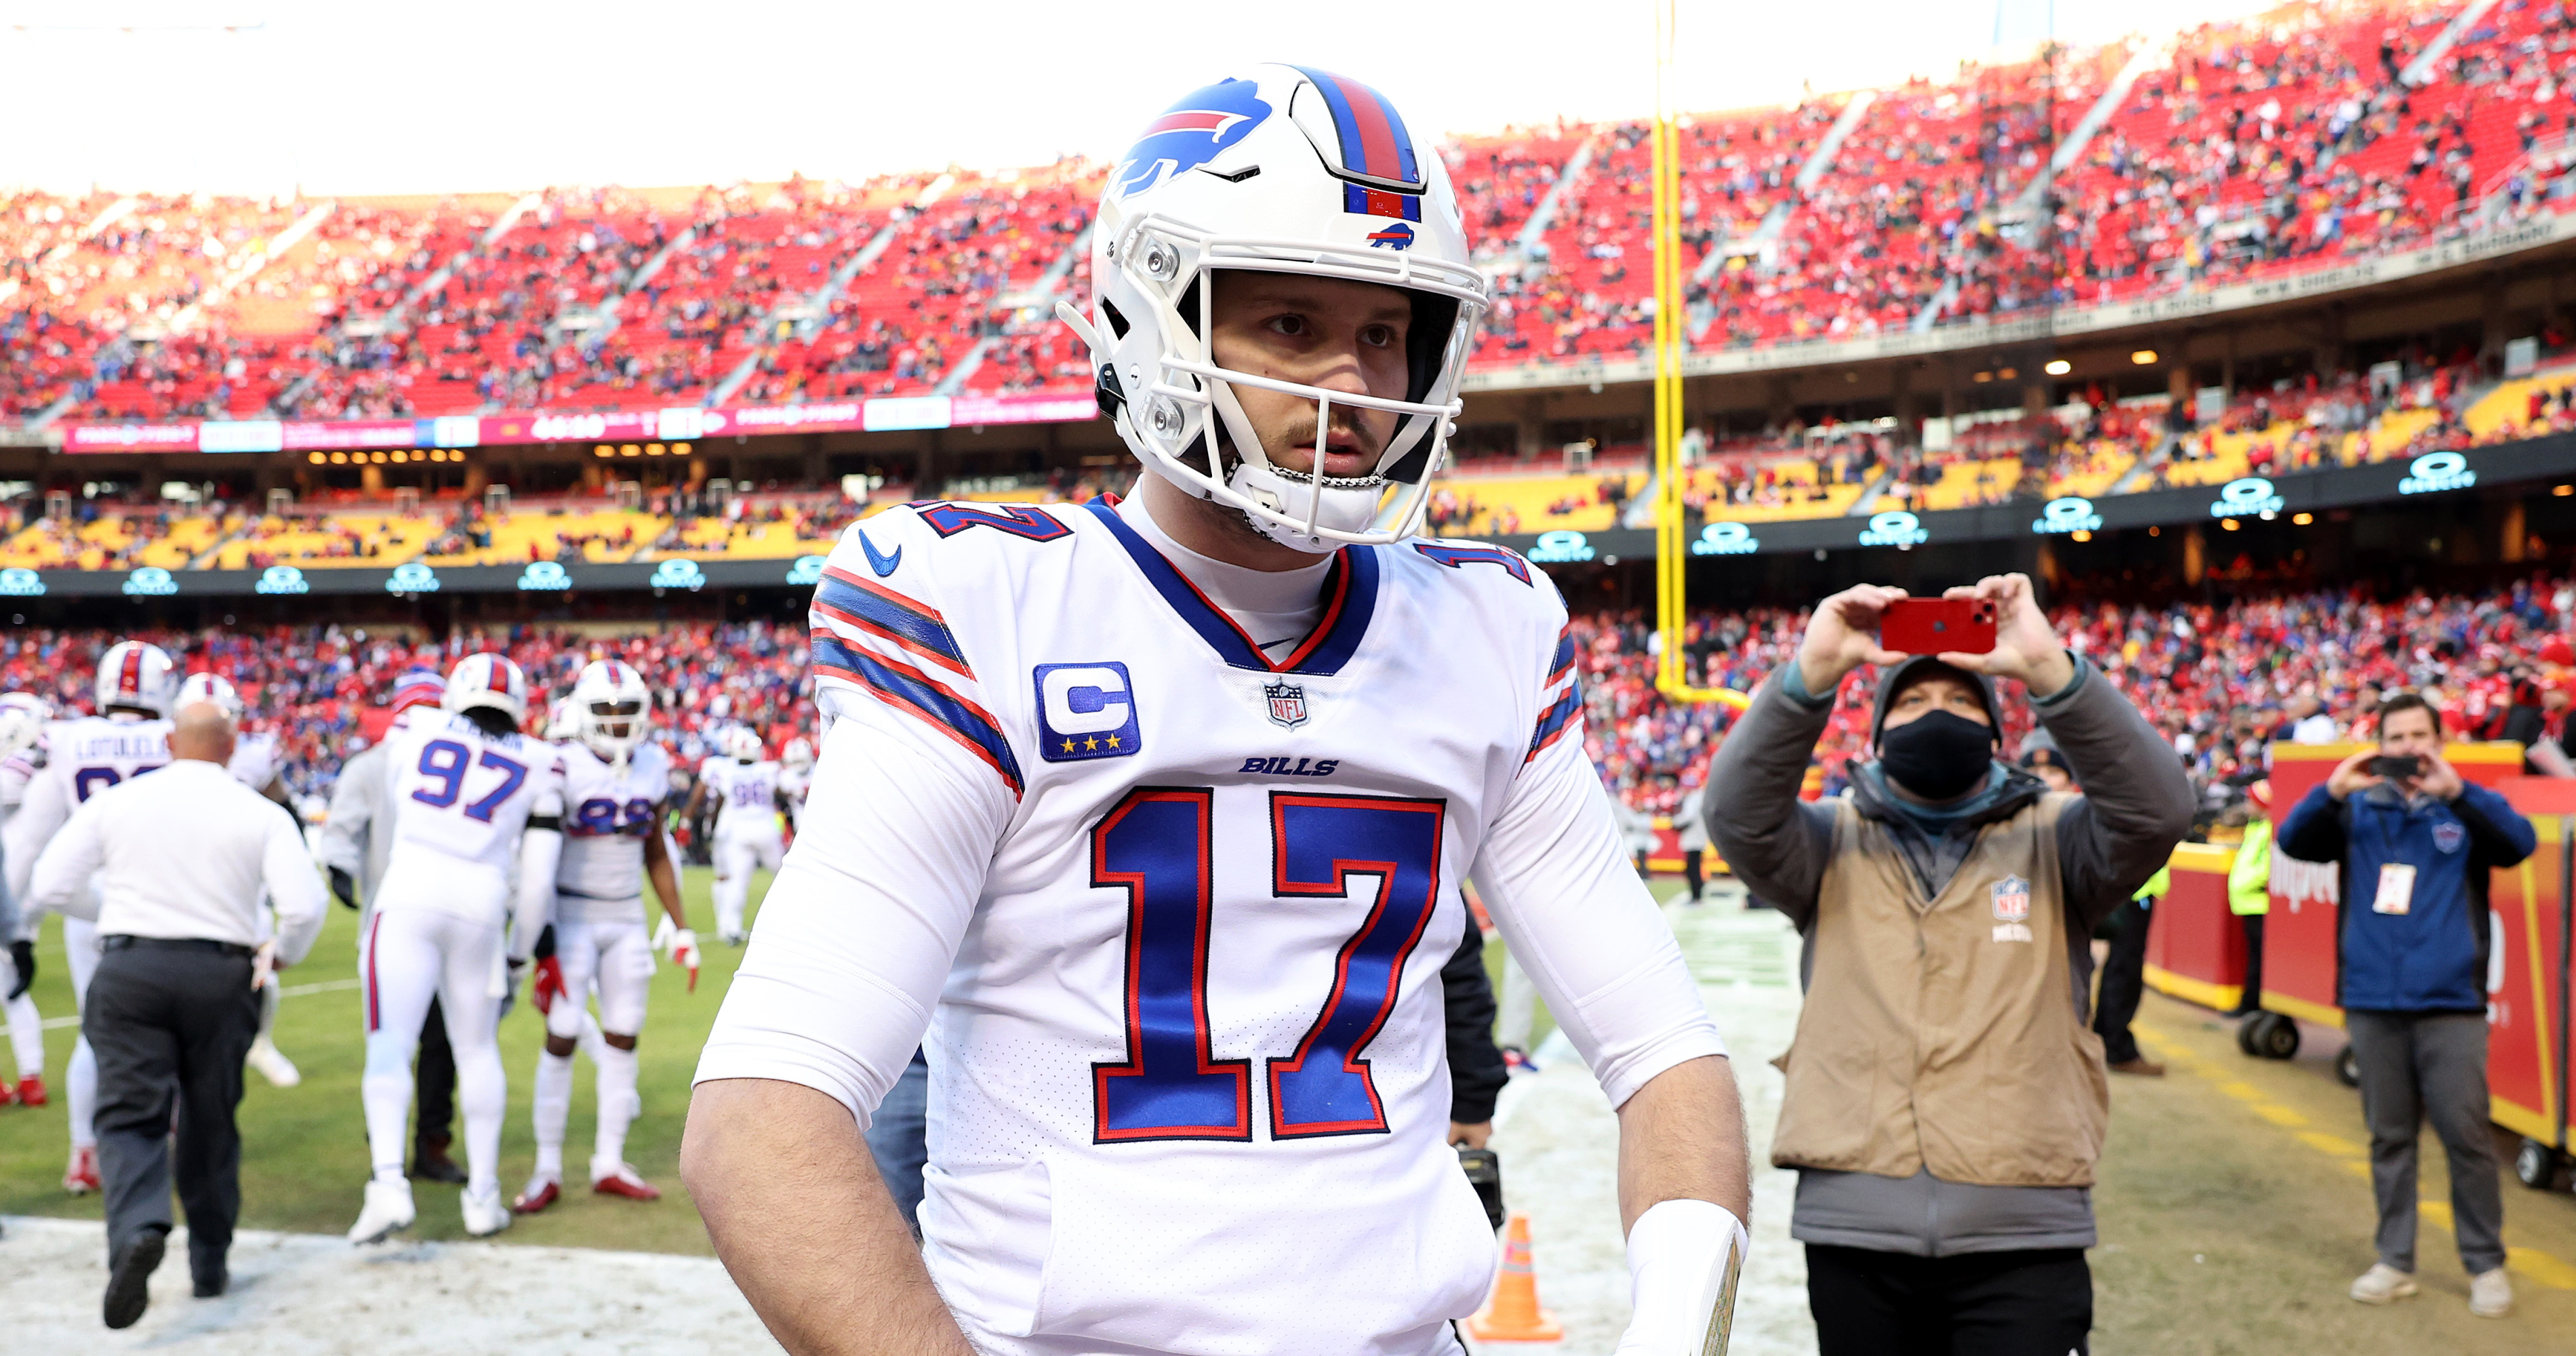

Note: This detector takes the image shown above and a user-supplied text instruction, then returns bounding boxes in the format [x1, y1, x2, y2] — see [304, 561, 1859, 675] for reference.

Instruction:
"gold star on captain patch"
[1061, 738, 1076, 753]
[1105, 735, 1120, 748]
[1084, 736, 1100, 751]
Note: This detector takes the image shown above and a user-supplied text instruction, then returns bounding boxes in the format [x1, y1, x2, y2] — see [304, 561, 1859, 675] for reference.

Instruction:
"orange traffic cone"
[1467, 1212, 1563, 1342]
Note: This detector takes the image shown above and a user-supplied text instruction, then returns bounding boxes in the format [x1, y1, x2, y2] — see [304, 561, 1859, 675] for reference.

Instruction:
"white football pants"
[361, 906, 505, 1194]
[532, 919, 652, 1178]
[64, 915, 101, 1149]
[712, 828, 783, 938]
[4, 955, 39, 1081]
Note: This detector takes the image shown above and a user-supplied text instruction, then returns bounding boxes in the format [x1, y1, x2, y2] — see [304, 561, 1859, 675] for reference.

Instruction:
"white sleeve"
[1471, 690, 1726, 1111]
[262, 805, 329, 965]
[691, 690, 1011, 1127]
[28, 793, 105, 923]
[5, 763, 71, 909]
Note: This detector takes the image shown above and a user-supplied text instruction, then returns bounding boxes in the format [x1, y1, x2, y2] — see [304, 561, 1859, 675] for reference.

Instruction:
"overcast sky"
[3, 0, 2280, 197]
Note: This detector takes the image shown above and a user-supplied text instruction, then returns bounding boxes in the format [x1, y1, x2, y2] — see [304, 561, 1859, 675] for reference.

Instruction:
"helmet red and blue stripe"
[1290, 66, 1422, 191]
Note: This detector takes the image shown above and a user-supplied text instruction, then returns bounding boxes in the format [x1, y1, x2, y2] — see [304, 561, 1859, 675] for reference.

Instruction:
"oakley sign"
[2209, 477, 2284, 519]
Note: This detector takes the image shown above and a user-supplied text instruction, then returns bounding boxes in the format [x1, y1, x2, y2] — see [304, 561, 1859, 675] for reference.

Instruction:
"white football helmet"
[96, 641, 179, 718]
[176, 671, 245, 720]
[571, 658, 651, 764]
[781, 736, 813, 771]
[0, 692, 51, 759]
[723, 725, 764, 762]
[443, 652, 529, 729]
[1062, 64, 1489, 551]
[544, 700, 579, 742]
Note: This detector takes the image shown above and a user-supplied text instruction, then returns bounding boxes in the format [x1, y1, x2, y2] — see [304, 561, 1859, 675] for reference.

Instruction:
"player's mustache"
[1273, 414, 1382, 468]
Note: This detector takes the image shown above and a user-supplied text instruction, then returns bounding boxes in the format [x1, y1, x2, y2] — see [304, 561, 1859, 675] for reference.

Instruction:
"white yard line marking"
[34, 976, 359, 1030]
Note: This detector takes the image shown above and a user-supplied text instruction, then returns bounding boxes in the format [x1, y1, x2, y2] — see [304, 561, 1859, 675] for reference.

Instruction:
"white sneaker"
[245, 1035, 301, 1088]
[347, 1178, 416, 1245]
[460, 1184, 512, 1237]
[2469, 1267, 2513, 1318]
[719, 929, 746, 947]
[2349, 1262, 2419, 1304]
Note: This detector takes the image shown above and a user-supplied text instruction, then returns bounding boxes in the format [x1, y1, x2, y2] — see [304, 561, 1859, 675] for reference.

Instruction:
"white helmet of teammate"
[0, 692, 50, 758]
[442, 652, 529, 729]
[723, 725, 764, 762]
[544, 700, 579, 742]
[1063, 64, 1489, 552]
[781, 736, 813, 771]
[96, 641, 180, 718]
[176, 671, 244, 720]
[571, 659, 652, 765]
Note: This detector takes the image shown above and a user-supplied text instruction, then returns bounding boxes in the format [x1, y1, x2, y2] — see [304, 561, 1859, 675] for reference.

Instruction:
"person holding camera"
[2276, 692, 2533, 1319]
[1707, 575, 2194, 1355]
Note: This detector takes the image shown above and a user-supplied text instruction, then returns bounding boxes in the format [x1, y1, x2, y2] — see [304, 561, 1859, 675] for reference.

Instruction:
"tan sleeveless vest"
[1769, 795, 2111, 1188]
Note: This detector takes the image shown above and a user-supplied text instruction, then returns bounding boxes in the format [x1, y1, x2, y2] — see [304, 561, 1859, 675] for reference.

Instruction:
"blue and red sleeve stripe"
[1527, 684, 1584, 763]
[1546, 625, 1575, 688]
[814, 565, 973, 679]
[811, 633, 1022, 796]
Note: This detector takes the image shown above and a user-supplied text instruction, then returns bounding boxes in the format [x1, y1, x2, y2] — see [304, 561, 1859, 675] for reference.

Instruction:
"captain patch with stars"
[1034, 661, 1142, 762]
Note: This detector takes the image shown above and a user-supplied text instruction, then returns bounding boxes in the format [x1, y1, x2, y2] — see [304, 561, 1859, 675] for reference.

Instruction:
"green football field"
[0, 866, 767, 1255]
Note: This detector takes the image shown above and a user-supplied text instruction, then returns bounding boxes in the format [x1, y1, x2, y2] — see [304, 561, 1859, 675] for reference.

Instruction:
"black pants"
[1807, 1244, 2091, 1356]
[84, 940, 259, 1278]
[418, 995, 456, 1140]
[2234, 913, 2265, 1012]
[1682, 849, 1705, 900]
[2093, 897, 2150, 1064]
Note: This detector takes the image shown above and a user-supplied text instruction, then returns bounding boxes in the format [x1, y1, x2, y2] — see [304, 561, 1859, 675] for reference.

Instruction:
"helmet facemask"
[582, 698, 646, 766]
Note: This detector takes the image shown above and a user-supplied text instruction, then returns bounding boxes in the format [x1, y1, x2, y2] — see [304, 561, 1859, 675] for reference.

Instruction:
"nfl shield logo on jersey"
[1264, 681, 1309, 730]
[1991, 875, 2032, 923]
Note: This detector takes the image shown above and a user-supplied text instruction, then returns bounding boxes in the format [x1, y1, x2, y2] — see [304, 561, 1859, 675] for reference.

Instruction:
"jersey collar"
[1083, 499, 1378, 677]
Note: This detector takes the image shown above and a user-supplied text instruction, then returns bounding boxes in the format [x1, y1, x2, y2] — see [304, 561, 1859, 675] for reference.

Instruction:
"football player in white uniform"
[176, 673, 306, 1089]
[5, 643, 178, 1195]
[687, 66, 1748, 1356]
[777, 736, 815, 834]
[515, 658, 698, 1213]
[1, 691, 55, 1109]
[683, 727, 789, 945]
[347, 654, 567, 1244]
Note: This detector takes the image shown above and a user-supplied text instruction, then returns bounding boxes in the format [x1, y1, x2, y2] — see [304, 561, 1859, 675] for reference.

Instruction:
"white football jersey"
[700, 498, 1721, 1355]
[376, 710, 566, 922]
[227, 730, 281, 792]
[778, 765, 811, 829]
[0, 737, 46, 818]
[555, 740, 672, 923]
[702, 756, 782, 838]
[3, 716, 176, 907]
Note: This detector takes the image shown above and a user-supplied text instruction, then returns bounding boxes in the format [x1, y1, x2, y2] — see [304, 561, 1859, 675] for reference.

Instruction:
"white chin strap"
[1204, 378, 1394, 555]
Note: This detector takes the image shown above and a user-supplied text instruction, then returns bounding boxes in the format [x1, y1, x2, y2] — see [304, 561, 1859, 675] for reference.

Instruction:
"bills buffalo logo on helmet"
[1365, 222, 1415, 250]
[1110, 79, 1273, 199]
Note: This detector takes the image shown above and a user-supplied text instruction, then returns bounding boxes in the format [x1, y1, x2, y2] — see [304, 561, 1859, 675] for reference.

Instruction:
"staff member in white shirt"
[28, 700, 326, 1330]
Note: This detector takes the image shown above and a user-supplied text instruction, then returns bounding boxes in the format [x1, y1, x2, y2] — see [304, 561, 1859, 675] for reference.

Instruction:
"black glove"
[329, 867, 358, 911]
[7, 939, 33, 1000]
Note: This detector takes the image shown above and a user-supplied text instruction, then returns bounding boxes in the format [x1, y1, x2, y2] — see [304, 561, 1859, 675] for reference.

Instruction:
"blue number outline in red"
[1089, 786, 1253, 1143]
[1411, 542, 1531, 586]
[1263, 791, 1447, 1139]
[911, 502, 1072, 542]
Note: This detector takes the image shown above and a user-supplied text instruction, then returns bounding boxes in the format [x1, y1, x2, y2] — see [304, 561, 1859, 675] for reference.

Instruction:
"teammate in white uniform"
[777, 736, 814, 834]
[5, 643, 178, 1196]
[515, 658, 699, 1213]
[687, 66, 1749, 1356]
[346, 653, 567, 1244]
[176, 672, 307, 1090]
[1, 691, 55, 1109]
[684, 727, 788, 945]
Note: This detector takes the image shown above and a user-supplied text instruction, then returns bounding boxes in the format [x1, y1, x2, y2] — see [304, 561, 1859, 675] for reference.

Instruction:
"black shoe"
[104, 1228, 166, 1330]
[410, 1134, 468, 1185]
[192, 1252, 227, 1299]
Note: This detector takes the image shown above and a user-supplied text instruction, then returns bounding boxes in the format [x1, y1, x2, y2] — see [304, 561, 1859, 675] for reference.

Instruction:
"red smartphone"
[1880, 598, 1996, 655]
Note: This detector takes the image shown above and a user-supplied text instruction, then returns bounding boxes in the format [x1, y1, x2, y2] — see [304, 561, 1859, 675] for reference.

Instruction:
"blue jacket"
[2277, 780, 2536, 1013]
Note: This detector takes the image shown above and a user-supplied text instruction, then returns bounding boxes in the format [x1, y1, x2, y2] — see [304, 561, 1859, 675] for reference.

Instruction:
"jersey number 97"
[410, 738, 530, 823]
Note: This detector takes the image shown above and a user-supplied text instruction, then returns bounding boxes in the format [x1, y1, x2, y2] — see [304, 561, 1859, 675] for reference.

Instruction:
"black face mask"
[1877, 709, 1996, 801]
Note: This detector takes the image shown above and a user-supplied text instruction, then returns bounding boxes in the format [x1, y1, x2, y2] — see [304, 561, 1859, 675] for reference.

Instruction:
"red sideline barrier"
[2142, 843, 2245, 1012]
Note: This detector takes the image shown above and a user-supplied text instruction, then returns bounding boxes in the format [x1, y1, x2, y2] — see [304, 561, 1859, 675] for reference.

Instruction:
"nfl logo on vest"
[1264, 681, 1309, 730]
[1991, 875, 2034, 942]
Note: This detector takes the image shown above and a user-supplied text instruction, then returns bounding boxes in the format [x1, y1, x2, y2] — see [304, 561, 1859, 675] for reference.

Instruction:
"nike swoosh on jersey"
[860, 531, 902, 577]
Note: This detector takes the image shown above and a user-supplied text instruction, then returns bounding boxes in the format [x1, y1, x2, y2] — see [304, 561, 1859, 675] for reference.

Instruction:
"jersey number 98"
[1090, 787, 1446, 1144]
[410, 739, 530, 823]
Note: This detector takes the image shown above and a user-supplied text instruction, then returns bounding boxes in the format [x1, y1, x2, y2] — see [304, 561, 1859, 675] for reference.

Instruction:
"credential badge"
[1264, 681, 1310, 730]
[1992, 875, 2032, 923]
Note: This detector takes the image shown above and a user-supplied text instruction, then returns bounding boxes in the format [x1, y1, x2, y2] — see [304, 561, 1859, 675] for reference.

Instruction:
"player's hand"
[1935, 574, 2076, 694]
[1448, 1121, 1491, 1149]
[6, 939, 31, 1000]
[2326, 747, 2383, 801]
[531, 955, 565, 1015]
[1794, 584, 1909, 697]
[329, 866, 358, 911]
[667, 927, 701, 994]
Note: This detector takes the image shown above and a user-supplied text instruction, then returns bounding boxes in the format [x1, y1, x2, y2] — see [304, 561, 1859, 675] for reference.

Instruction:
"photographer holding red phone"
[2279, 694, 2535, 1319]
[1705, 573, 2193, 1355]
